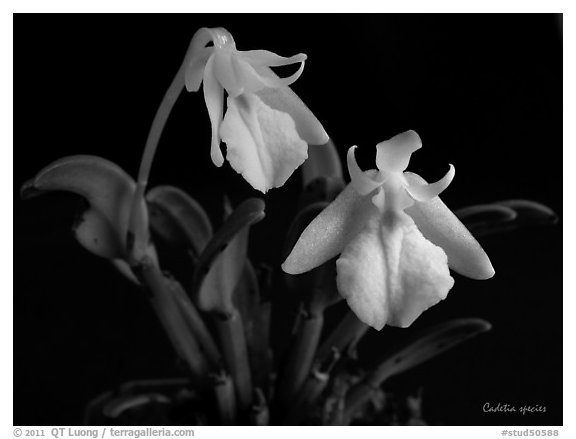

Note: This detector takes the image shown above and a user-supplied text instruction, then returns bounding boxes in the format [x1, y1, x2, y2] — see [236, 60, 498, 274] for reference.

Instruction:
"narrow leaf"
[102, 393, 171, 419]
[21, 155, 149, 261]
[455, 199, 558, 237]
[147, 185, 213, 258]
[192, 198, 265, 305]
[234, 262, 272, 390]
[344, 318, 492, 419]
[301, 139, 343, 187]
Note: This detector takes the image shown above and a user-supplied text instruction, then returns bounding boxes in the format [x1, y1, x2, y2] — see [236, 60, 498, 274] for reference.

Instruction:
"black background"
[14, 14, 562, 425]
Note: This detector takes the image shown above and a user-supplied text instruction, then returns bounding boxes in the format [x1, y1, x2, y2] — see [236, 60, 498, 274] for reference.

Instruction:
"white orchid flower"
[282, 130, 494, 330]
[185, 27, 329, 193]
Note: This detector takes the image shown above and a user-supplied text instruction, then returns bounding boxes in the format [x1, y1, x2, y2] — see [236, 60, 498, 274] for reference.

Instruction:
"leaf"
[455, 204, 518, 228]
[301, 139, 344, 188]
[233, 262, 272, 390]
[372, 318, 491, 379]
[297, 175, 346, 211]
[496, 199, 559, 226]
[102, 393, 171, 419]
[344, 318, 491, 419]
[147, 185, 213, 258]
[193, 198, 265, 312]
[21, 155, 149, 261]
[455, 199, 558, 237]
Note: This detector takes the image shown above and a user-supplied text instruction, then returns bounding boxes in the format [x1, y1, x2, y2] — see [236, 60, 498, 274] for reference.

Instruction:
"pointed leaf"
[193, 198, 265, 312]
[456, 200, 558, 237]
[297, 175, 346, 210]
[344, 318, 491, 418]
[233, 262, 271, 390]
[147, 185, 213, 258]
[455, 203, 518, 229]
[198, 227, 248, 315]
[301, 139, 344, 187]
[372, 318, 491, 380]
[21, 155, 148, 261]
[102, 393, 171, 419]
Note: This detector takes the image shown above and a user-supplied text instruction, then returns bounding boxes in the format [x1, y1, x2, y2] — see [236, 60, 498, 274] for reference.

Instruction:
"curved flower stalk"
[185, 27, 329, 193]
[282, 130, 494, 330]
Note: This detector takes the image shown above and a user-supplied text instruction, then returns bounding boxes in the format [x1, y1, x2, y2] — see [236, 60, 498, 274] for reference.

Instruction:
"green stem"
[275, 310, 324, 407]
[135, 258, 208, 387]
[214, 309, 253, 411]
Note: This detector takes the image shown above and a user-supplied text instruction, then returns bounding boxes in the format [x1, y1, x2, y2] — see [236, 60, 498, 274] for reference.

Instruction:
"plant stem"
[250, 388, 270, 426]
[275, 309, 324, 407]
[214, 309, 253, 411]
[127, 38, 196, 257]
[212, 372, 237, 425]
[170, 279, 222, 368]
[283, 346, 340, 424]
[316, 310, 368, 362]
[249, 300, 272, 391]
[135, 258, 208, 387]
[343, 381, 376, 422]
[283, 369, 328, 425]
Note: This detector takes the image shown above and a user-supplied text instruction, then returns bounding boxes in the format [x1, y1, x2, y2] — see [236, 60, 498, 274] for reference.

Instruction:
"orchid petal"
[240, 50, 307, 67]
[282, 183, 378, 274]
[202, 55, 225, 167]
[405, 164, 455, 202]
[347, 146, 385, 196]
[336, 213, 454, 330]
[220, 93, 308, 193]
[232, 56, 305, 94]
[255, 80, 329, 145]
[185, 47, 213, 92]
[213, 50, 244, 97]
[404, 172, 495, 280]
[376, 130, 422, 173]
